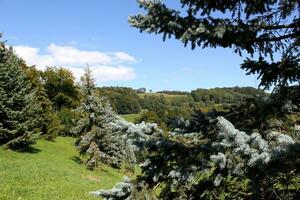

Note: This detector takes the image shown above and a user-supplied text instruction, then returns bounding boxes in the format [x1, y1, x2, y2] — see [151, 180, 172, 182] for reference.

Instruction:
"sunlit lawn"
[0, 137, 124, 200]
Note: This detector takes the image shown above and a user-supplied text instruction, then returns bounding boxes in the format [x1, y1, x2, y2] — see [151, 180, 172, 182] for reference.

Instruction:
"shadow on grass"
[71, 156, 83, 164]
[100, 168, 109, 172]
[14, 146, 42, 154]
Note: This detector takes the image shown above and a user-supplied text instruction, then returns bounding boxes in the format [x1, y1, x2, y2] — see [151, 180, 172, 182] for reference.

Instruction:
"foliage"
[41, 66, 79, 111]
[90, 176, 133, 199]
[140, 94, 169, 112]
[226, 95, 300, 132]
[210, 117, 300, 199]
[71, 67, 120, 169]
[184, 109, 219, 134]
[73, 67, 161, 170]
[137, 111, 168, 130]
[136, 87, 147, 93]
[57, 107, 78, 136]
[98, 87, 142, 114]
[34, 87, 62, 140]
[122, 116, 300, 199]
[94, 86, 266, 131]
[22, 65, 63, 140]
[191, 87, 266, 106]
[130, 0, 299, 53]
[242, 57, 300, 90]
[108, 116, 164, 167]
[0, 41, 41, 149]
[136, 87, 266, 131]
[157, 90, 190, 95]
[212, 117, 296, 172]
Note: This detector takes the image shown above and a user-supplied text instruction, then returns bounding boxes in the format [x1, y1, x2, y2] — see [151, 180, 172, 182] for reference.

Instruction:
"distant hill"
[190, 86, 267, 105]
[156, 90, 190, 95]
[97, 86, 267, 114]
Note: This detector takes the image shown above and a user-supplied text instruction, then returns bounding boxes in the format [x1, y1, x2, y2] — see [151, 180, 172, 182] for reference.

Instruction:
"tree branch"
[256, 33, 299, 42]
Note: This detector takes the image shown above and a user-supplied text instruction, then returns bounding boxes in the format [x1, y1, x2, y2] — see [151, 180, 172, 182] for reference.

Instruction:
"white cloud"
[93, 65, 136, 82]
[13, 44, 137, 83]
[112, 52, 137, 63]
[68, 65, 136, 83]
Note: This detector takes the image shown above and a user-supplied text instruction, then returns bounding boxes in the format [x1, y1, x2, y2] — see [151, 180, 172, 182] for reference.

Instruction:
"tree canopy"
[41, 66, 79, 111]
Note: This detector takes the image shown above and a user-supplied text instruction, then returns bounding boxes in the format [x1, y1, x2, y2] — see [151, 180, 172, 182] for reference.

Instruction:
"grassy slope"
[120, 109, 148, 123]
[120, 93, 189, 123]
[120, 113, 141, 123]
[0, 137, 124, 200]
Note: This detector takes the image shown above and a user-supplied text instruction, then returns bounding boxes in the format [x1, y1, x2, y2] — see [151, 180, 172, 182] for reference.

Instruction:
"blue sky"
[0, 0, 259, 91]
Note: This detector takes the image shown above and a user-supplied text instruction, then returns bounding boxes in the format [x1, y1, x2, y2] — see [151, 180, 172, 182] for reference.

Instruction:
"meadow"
[0, 137, 125, 200]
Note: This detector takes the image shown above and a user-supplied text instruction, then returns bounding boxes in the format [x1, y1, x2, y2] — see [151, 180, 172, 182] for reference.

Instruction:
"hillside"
[0, 137, 125, 200]
[138, 92, 187, 99]
[97, 86, 267, 115]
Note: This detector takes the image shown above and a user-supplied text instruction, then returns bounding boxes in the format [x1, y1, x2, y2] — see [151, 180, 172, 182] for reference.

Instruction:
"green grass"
[0, 137, 125, 200]
[120, 113, 141, 123]
[120, 109, 148, 123]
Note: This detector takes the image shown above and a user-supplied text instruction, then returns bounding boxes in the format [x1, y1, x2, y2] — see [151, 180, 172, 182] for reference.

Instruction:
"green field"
[120, 109, 149, 123]
[0, 137, 125, 200]
[120, 113, 141, 123]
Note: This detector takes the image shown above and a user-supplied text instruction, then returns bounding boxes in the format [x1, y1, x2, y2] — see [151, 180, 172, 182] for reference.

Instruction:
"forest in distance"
[1, 0, 300, 199]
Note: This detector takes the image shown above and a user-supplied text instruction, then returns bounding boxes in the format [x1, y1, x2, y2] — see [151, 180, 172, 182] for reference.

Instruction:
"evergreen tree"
[126, 2, 300, 198]
[34, 86, 62, 140]
[90, 176, 133, 199]
[22, 65, 63, 140]
[0, 40, 41, 149]
[72, 66, 122, 169]
[73, 67, 164, 170]
[210, 117, 300, 199]
[110, 117, 299, 199]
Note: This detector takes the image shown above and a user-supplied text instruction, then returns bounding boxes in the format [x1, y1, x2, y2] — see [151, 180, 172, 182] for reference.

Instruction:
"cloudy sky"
[0, 0, 259, 91]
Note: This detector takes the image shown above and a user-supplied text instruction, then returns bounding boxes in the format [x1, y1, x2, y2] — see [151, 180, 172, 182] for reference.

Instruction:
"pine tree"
[0, 40, 41, 149]
[35, 86, 62, 140]
[72, 66, 123, 169]
[210, 117, 300, 199]
[90, 176, 133, 199]
[22, 65, 63, 140]
[126, 2, 300, 198]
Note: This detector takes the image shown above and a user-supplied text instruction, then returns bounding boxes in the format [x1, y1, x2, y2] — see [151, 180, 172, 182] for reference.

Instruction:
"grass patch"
[120, 113, 141, 123]
[0, 137, 124, 200]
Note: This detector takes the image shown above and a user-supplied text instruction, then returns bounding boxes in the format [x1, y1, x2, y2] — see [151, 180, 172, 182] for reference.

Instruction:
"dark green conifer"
[0, 40, 41, 149]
